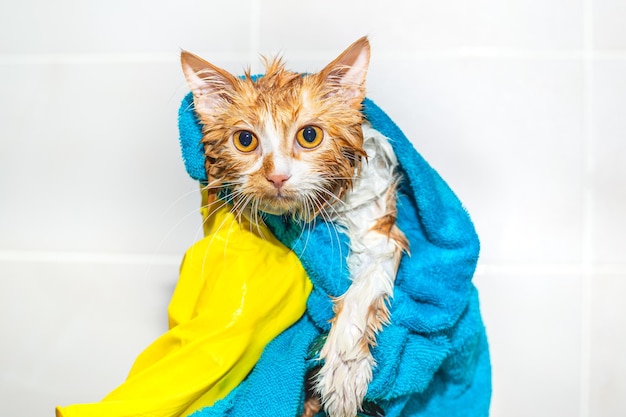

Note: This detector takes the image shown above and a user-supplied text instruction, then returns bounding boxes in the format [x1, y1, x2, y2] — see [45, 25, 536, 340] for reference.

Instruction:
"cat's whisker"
[200, 201, 234, 239]
[159, 185, 209, 219]
[227, 193, 269, 242]
[152, 193, 230, 261]
[192, 201, 244, 280]
[198, 196, 239, 241]
[252, 203, 271, 242]
[231, 196, 251, 226]
[242, 199, 254, 235]
[310, 196, 345, 267]
[203, 193, 234, 218]
[144, 179, 231, 262]
[293, 195, 322, 256]
[220, 210, 243, 263]
[200, 178, 228, 194]
[289, 201, 313, 256]
[256, 218, 270, 242]
[307, 184, 350, 214]
[242, 197, 257, 234]
[305, 187, 348, 261]
[200, 183, 248, 236]
[197, 203, 241, 278]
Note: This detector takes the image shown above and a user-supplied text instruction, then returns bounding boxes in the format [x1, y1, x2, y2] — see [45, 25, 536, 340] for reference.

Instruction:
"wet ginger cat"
[181, 37, 408, 417]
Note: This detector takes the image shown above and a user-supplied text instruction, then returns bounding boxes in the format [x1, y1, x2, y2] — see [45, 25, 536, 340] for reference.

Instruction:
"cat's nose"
[266, 174, 290, 189]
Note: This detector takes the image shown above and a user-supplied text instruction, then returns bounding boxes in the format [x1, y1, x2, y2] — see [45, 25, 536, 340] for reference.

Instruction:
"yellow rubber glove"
[56, 201, 312, 417]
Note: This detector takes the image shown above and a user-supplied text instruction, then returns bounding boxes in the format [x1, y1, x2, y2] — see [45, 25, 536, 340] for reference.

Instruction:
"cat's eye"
[296, 126, 324, 149]
[233, 130, 259, 153]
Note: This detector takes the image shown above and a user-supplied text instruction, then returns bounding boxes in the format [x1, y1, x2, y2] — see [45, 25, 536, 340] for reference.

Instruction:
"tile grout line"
[475, 263, 626, 276]
[0, 250, 182, 266]
[580, 0, 595, 416]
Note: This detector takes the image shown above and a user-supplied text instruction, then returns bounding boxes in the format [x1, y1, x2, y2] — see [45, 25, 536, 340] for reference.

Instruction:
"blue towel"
[178, 91, 491, 417]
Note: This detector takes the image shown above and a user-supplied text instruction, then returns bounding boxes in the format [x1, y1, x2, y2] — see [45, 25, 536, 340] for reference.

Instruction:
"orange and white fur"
[181, 37, 408, 417]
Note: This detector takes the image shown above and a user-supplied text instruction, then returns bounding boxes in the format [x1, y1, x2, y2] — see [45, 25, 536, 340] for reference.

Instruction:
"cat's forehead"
[230, 73, 321, 125]
[239, 71, 304, 103]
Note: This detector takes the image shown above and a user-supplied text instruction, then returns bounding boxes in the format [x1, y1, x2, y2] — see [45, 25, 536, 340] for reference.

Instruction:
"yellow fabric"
[56, 200, 312, 417]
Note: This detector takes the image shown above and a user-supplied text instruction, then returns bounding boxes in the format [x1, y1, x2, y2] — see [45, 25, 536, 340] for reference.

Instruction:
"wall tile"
[593, 0, 626, 50]
[0, 261, 177, 416]
[590, 273, 626, 417]
[259, 0, 583, 55]
[591, 60, 626, 264]
[0, 61, 204, 254]
[366, 58, 584, 263]
[474, 272, 582, 417]
[0, 0, 252, 55]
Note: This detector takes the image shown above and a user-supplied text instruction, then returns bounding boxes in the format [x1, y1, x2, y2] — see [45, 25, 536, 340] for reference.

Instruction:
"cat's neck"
[331, 122, 399, 217]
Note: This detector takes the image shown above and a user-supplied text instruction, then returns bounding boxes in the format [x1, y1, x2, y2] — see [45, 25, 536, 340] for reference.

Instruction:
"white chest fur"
[314, 123, 408, 417]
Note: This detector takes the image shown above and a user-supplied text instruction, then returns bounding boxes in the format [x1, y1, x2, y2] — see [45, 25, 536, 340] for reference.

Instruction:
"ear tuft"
[180, 51, 237, 113]
[320, 36, 371, 105]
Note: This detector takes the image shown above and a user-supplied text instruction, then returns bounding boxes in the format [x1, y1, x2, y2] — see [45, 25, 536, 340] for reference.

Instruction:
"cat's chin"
[255, 195, 302, 217]
[257, 202, 314, 222]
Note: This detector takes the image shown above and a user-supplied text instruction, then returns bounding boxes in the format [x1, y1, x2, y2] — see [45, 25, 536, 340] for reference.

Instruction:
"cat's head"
[181, 37, 370, 222]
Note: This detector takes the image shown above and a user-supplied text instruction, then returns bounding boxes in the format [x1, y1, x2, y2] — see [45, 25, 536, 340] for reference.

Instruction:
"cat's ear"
[320, 36, 370, 106]
[180, 51, 238, 113]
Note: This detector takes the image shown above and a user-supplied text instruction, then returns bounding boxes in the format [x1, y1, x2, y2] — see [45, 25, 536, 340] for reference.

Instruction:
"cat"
[181, 37, 408, 417]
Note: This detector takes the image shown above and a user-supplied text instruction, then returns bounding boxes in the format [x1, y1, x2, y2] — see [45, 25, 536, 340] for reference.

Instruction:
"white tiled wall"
[1, 1, 624, 416]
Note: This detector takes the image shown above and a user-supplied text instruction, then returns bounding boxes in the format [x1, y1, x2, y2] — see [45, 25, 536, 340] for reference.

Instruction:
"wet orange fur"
[360, 296, 391, 350]
[182, 51, 368, 217]
[301, 397, 322, 417]
[371, 186, 410, 253]
[363, 188, 407, 353]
